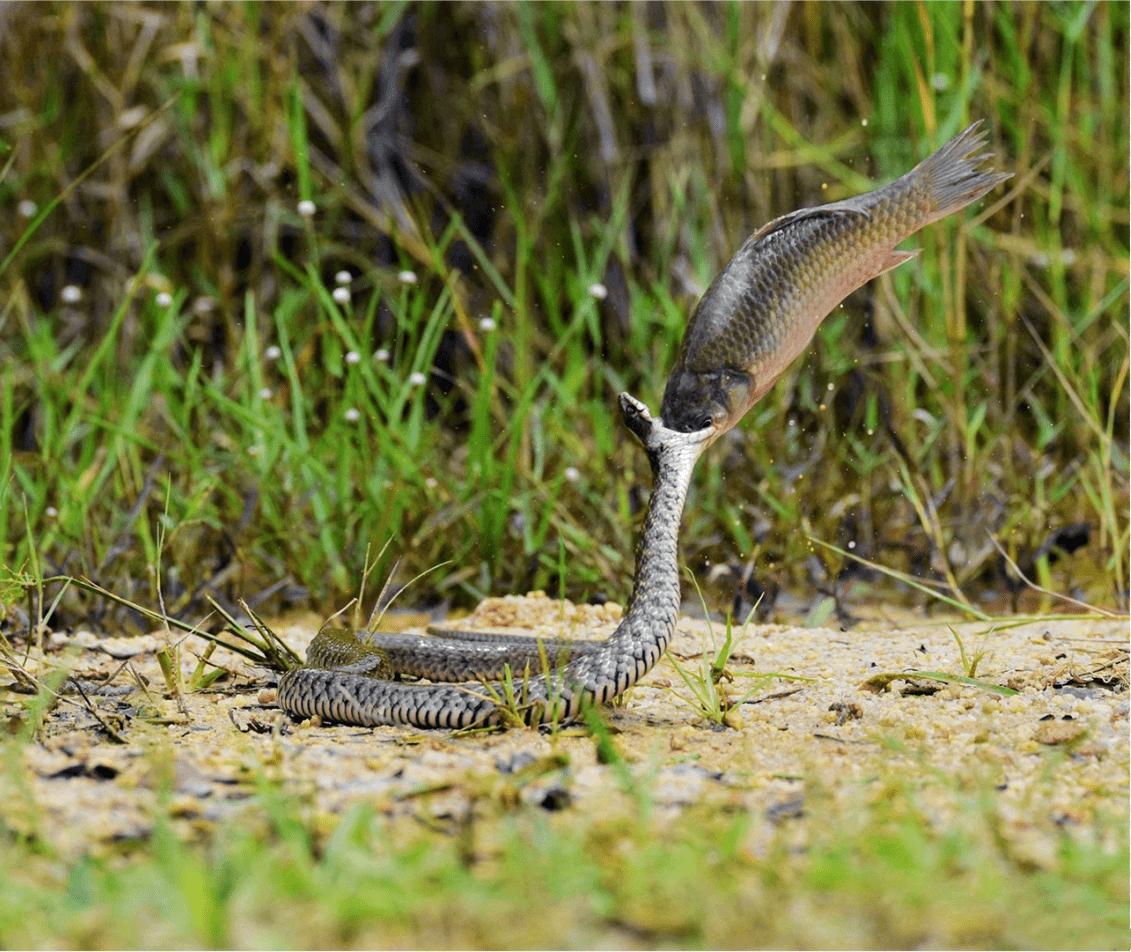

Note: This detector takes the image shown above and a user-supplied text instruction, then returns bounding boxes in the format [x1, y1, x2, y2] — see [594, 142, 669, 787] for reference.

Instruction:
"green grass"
[0, 762, 1124, 949]
[0, 2, 1126, 625]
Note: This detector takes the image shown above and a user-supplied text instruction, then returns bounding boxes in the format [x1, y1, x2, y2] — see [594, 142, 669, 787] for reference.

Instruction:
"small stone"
[1033, 719, 1087, 746]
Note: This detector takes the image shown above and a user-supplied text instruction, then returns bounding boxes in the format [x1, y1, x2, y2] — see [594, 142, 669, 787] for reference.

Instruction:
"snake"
[277, 393, 715, 729]
[277, 122, 1008, 730]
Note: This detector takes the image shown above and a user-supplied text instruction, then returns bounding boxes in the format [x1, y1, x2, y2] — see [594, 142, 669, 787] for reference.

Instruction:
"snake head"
[618, 392, 655, 443]
[620, 391, 716, 453]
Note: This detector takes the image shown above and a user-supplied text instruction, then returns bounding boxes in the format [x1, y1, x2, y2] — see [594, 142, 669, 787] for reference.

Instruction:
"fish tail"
[915, 120, 1012, 225]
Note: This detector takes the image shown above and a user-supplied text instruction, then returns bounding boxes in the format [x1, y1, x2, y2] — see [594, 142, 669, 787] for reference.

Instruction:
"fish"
[659, 120, 1011, 437]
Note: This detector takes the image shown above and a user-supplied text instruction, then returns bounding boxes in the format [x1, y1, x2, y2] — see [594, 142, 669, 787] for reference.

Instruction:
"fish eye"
[707, 406, 729, 429]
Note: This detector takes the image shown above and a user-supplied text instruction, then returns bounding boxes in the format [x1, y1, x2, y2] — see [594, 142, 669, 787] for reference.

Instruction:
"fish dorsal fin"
[746, 202, 871, 245]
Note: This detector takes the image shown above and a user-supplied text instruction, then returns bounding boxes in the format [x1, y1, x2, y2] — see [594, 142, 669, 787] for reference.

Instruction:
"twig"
[988, 534, 1120, 618]
[51, 576, 282, 667]
[810, 539, 992, 620]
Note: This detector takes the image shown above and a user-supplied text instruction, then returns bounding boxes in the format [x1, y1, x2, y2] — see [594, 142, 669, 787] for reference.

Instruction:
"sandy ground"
[3, 593, 1127, 863]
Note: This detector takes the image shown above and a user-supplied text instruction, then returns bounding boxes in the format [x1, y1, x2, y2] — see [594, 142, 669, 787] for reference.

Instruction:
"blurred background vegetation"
[0, 1, 1127, 633]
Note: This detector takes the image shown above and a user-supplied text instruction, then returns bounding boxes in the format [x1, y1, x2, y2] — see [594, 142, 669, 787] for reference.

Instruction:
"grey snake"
[277, 393, 714, 729]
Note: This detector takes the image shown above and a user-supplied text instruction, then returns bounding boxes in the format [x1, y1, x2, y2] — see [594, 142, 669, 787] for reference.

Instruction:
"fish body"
[660, 121, 1010, 436]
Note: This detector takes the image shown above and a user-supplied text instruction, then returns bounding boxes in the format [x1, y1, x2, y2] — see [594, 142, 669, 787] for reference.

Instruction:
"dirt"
[3, 593, 1127, 863]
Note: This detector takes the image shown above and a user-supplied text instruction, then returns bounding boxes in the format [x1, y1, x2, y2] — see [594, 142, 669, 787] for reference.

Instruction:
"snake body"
[277, 393, 714, 729]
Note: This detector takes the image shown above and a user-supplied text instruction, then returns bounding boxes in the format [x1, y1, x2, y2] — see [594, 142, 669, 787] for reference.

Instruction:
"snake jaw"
[618, 392, 651, 438]
[619, 391, 717, 454]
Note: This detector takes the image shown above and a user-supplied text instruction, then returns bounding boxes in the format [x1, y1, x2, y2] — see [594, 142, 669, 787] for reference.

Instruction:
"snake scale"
[277, 122, 1008, 730]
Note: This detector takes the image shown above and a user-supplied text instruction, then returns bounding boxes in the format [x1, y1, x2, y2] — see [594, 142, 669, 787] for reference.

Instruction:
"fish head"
[659, 365, 756, 440]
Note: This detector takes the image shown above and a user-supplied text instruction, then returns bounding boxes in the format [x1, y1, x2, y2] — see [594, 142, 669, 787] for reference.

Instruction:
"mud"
[4, 594, 1127, 864]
